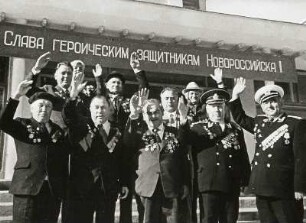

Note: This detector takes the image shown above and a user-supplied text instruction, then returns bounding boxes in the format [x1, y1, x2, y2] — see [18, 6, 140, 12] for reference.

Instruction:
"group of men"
[0, 52, 305, 223]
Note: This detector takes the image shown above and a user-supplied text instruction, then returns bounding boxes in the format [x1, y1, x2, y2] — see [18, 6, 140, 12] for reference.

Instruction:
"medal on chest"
[258, 124, 290, 151]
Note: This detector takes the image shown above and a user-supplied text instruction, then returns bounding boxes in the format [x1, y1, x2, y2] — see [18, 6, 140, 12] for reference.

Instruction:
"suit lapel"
[108, 127, 117, 142]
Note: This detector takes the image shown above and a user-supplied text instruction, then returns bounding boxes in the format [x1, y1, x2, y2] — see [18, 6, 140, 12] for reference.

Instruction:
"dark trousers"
[141, 181, 179, 223]
[179, 195, 192, 223]
[13, 181, 61, 223]
[200, 191, 239, 223]
[119, 188, 144, 223]
[256, 195, 300, 223]
[296, 199, 304, 223]
[64, 181, 117, 223]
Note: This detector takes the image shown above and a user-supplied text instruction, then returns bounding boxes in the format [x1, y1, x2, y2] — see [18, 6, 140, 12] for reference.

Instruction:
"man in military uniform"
[62, 75, 129, 223]
[187, 88, 250, 223]
[229, 78, 306, 223]
[124, 94, 189, 223]
[0, 80, 68, 223]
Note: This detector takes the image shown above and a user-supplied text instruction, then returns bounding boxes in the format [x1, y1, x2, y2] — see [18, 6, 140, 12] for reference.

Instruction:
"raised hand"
[130, 52, 141, 73]
[210, 67, 223, 84]
[178, 96, 188, 122]
[13, 80, 33, 99]
[33, 52, 51, 73]
[129, 88, 149, 116]
[129, 94, 140, 116]
[232, 77, 246, 100]
[138, 88, 149, 107]
[70, 71, 87, 99]
[92, 64, 103, 77]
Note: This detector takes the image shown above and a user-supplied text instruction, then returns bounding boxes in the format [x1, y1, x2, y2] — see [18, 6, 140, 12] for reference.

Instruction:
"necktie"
[98, 125, 108, 144]
[64, 89, 70, 98]
[114, 97, 119, 111]
[169, 114, 175, 125]
[39, 122, 50, 134]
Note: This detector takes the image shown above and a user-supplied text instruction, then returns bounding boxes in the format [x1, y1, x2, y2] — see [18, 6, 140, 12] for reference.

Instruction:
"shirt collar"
[149, 123, 165, 139]
[163, 111, 177, 119]
[95, 120, 111, 135]
[55, 85, 69, 93]
[264, 113, 286, 123]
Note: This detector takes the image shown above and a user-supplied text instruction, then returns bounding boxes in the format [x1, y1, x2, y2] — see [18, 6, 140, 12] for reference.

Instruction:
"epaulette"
[287, 115, 302, 120]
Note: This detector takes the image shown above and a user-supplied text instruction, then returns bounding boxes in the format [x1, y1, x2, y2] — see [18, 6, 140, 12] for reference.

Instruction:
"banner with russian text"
[0, 22, 297, 82]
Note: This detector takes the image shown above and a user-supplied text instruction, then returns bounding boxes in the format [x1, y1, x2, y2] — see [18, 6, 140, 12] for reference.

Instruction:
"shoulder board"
[287, 115, 302, 120]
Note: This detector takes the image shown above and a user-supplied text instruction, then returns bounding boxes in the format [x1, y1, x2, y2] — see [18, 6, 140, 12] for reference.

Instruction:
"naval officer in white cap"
[229, 77, 306, 223]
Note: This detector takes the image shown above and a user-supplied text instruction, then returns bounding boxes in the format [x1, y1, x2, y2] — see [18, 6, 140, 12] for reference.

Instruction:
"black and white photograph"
[0, 0, 306, 222]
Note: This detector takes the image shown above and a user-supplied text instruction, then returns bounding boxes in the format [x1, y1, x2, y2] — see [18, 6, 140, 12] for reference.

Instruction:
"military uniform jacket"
[0, 98, 68, 198]
[124, 118, 189, 198]
[188, 119, 250, 194]
[62, 99, 128, 197]
[229, 98, 306, 198]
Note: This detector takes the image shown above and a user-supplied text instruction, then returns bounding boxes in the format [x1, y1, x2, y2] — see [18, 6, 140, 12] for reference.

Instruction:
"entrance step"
[1, 190, 306, 223]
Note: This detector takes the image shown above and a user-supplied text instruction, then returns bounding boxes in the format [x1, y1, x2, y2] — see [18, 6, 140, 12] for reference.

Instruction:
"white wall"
[206, 0, 306, 24]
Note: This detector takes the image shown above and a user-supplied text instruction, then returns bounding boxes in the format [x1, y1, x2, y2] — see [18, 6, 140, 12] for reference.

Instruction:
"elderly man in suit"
[159, 87, 194, 223]
[181, 82, 203, 223]
[62, 74, 128, 223]
[229, 78, 306, 223]
[182, 82, 202, 123]
[0, 80, 68, 223]
[160, 87, 182, 128]
[92, 54, 148, 223]
[124, 91, 189, 223]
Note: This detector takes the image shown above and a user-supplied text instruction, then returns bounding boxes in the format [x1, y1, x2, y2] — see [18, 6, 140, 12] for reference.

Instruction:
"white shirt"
[163, 111, 177, 120]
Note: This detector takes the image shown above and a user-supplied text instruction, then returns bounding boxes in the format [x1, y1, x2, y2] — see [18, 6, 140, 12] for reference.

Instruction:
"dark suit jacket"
[229, 98, 306, 198]
[124, 118, 188, 198]
[0, 98, 68, 198]
[62, 99, 127, 197]
[188, 119, 250, 194]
